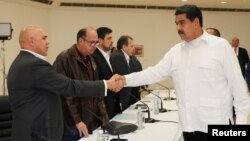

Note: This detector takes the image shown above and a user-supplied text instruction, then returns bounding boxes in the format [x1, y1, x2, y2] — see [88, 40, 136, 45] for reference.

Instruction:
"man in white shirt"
[123, 4, 250, 141]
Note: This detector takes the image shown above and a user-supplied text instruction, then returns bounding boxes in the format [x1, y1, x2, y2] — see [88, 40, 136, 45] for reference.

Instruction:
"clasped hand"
[107, 74, 125, 92]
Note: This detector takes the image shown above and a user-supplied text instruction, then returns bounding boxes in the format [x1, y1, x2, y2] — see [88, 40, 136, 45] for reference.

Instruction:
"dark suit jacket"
[7, 51, 105, 141]
[129, 56, 143, 105]
[245, 62, 250, 91]
[237, 47, 249, 77]
[92, 48, 121, 119]
[110, 50, 132, 110]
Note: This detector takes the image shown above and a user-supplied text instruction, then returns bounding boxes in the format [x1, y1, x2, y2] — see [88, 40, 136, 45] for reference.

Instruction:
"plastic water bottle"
[153, 99, 160, 115]
[137, 106, 145, 129]
[97, 130, 109, 141]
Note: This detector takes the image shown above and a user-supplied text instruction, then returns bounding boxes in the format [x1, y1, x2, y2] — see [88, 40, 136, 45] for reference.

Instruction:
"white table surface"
[79, 90, 182, 141]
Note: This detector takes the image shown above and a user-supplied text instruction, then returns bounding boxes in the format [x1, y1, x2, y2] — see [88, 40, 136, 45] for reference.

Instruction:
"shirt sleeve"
[103, 80, 107, 96]
[125, 49, 172, 87]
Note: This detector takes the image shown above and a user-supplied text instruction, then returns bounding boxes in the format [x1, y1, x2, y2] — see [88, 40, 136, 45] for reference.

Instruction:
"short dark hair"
[76, 28, 87, 43]
[117, 35, 133, 50]
[206, 27, 221, 37]
[97, 27, 112, 39]
[175, 4, 203, 27]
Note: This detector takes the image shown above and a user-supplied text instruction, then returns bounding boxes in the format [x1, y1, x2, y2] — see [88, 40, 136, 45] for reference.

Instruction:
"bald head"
[231, 37, 239, 48]
[76, 26, 97, 42]
[19, 25, 49, 56]
[206, 28, 220, 37]
[19, 25, 41, 47]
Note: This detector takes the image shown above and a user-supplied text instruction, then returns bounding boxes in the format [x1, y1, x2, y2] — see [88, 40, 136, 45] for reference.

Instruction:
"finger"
[82, 127, 89, 137]
[116, 75, 124, 81]
[78, 128, 82, 137]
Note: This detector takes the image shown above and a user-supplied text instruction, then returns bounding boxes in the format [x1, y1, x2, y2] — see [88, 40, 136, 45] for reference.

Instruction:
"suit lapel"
[95, 49, 113, 73]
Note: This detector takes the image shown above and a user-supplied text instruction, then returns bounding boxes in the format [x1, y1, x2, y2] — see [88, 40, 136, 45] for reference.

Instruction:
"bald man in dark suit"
[7, 25, 124, 141]
[231, 37, 249, 78]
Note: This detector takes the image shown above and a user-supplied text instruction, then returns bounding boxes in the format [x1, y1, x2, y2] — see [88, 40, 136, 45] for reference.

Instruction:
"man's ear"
[98, 38, 103, 44]
[29, 37, 35, 47]
[122, 44, 127, 49]
[194, 17, 200, 27]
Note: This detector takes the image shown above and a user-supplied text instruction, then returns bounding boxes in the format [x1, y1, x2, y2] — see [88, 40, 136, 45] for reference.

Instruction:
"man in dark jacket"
[93, 27, 121, 119]
[231, 37, 249, 78]
[110, 35, 135, 110]
[53, 27, 109, 141]
[129, 48, 144, 105]
[7, 25, 124, 141]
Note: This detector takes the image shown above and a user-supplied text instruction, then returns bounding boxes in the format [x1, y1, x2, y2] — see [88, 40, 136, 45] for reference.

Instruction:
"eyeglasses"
[82, 38, 99, 46]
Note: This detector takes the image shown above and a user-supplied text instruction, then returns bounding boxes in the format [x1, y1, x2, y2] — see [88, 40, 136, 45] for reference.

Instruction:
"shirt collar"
[121, 49, 130, 64]
[21, 49, 47, 61]
[97, 47, 109, 58]
[183, 30, 208, 47]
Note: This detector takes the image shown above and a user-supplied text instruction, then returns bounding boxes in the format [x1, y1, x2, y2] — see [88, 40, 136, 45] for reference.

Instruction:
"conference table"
[79, 90, 182, 141]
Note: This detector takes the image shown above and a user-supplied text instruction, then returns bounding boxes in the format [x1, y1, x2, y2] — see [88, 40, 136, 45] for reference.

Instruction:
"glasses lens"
[83, 38, 98, 46]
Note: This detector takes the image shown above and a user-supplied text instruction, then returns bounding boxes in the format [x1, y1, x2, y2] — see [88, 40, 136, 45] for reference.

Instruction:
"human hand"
[107, 74, 126, 92]
[76, 121, 89, 137]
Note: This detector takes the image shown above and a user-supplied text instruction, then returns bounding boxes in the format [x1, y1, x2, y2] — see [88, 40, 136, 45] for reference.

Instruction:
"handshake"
[106, 74, 126, 92]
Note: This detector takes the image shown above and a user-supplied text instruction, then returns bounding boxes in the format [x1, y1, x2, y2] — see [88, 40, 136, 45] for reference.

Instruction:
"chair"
[0, 96, 12, 141]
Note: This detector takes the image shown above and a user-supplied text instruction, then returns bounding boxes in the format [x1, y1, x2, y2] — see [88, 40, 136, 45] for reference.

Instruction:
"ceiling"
[3, 0, 250, 11]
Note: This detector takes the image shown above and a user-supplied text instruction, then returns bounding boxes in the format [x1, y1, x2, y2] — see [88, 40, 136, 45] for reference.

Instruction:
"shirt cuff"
[124, 75, 128, 87]
[103, 80, 107, 96]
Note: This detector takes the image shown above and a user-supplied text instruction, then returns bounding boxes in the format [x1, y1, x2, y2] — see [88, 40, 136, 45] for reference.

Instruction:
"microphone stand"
[129, 93, 156, 123]
[142, 88, 168, 113]
[156, 83, 176, 101]
[84, 108, 128, 141]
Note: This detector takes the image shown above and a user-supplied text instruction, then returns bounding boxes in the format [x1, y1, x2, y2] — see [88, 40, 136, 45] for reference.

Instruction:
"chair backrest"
[0, 96, 12, 141]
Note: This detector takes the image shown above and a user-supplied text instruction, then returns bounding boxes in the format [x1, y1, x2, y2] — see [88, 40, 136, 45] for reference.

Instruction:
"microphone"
[156, 83, 176, 101]
[129, 92, 156, 123]
[83, 107, 137, 141]
[142, 88, 168, 113]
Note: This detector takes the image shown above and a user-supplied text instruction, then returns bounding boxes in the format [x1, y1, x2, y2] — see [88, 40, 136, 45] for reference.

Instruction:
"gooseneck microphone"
[83, 107, 137, 141]
[142, 88, 168, 113]
[156, 83, 176, 100]
[129, 92, 156, 123]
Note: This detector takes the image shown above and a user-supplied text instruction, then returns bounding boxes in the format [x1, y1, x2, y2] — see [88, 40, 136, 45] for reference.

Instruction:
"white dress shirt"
[21, 49, 47, 61]
[125, 31, 250, 133]
[233, 46, 239, 56]
[121, 49, 130, 66]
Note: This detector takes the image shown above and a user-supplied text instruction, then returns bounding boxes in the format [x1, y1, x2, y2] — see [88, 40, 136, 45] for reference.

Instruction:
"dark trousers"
[183, 131, 207, 141]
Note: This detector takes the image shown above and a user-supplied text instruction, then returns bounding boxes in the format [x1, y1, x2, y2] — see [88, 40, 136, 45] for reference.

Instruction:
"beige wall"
[0, 1, 50, 95]
[1, 1, 250, 94]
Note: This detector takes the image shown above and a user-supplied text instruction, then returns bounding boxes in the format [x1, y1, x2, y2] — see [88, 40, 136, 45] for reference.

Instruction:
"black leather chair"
[0, 96, 12, 141]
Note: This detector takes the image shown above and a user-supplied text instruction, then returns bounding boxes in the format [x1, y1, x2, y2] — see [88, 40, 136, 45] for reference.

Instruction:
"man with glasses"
[7, 25, 124, 141]
[53, 27, 109, 141]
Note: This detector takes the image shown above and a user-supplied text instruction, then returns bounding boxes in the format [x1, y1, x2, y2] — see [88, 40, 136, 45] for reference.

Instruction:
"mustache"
[178, 30, 184, 35]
